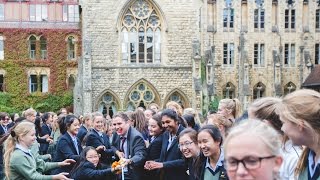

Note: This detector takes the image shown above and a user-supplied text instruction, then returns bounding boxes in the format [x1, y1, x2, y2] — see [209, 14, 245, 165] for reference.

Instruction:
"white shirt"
[279, 141, 302, 180]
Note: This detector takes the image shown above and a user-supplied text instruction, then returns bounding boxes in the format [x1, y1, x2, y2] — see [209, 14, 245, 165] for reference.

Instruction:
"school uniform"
[9, 144, 59, 180]
[199, 150, 228, 180]
[53, 132, 82, 174]
[111, 126, 147, 180]
[142, 133, 164, 180]
[159, 125, 188, 180]
[77, 125, 89, 143]
[298, 150, 320, 180]
[86, 129, 114, 165]
[39, 124, 52, 154]
[70, 161, 113, 180]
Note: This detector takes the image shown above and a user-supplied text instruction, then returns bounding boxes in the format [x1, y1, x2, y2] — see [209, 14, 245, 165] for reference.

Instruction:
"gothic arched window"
[253, 82, 266, 100]
[98, 92, 119, 117]
[126, 83, 156, 111]
[121, 0, 161, 64]
[68, 75, 75, 90]
[284, 82, 296, 95]
[29, 35, 36, 59]
[67, 36, 76, 60]
[40, 36, 47, 59]
[223, 82, 235, 99]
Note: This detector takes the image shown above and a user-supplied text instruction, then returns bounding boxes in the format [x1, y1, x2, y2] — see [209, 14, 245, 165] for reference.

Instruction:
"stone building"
[76, 0, 320, 116]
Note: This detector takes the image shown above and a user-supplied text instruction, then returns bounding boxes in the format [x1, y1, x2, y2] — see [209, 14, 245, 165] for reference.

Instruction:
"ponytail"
[4, 133, 17, 178]
[232, 98, 242, 119]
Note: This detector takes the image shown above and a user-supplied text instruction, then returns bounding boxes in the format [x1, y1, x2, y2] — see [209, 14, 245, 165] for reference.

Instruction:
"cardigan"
[8, 148, 59, 180]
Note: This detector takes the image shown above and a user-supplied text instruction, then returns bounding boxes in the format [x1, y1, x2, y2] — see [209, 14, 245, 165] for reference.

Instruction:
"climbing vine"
[0, 28, 81, 113]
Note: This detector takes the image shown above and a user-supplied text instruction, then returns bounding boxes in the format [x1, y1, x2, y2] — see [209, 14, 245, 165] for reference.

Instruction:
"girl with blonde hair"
[207, 113, 232, 139]
[224, 120, 283, 180]
[217, 98, 242, 122]
[249, 97, 302, 180]
[4, 121, 75, 179]
[276, 89, 320, 180]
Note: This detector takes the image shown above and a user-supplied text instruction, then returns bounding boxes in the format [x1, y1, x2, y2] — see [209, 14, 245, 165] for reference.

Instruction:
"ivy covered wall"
[0, 28, 81, 113]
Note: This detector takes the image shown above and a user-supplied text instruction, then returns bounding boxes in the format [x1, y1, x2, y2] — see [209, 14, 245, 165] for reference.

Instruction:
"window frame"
[254, 8, 265, 30]
[29, 4, 48, 22]
[0, 4, 4, 21]
[316, 9, 320, 31]
[0, 36, 4, 60]
[223, 43, 234, 66]
[121, 0, 161, 64]
[254, 43, 265, 66]
[316, 43, 319, 65]
[29, 74, 38, 93]
[284, 43, 295, 67]
[29, 35, 36, 60]
[285, 9, 295, 30]
[223, 8, 234, 30]
[63, 5, 80, 22]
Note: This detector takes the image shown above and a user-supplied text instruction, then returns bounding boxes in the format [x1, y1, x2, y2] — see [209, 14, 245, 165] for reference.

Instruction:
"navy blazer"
[39, 124, 51, 154]
[77, 125, 88, 143]
[111, 126, 147, 180]
[147, 133, 163, 161]
[159, 125, 188, 180]
[0, 125, 8, 136]
[53, 132, 82, 173]
[86, 129, 114, 164]
[70, 161, 113, 180]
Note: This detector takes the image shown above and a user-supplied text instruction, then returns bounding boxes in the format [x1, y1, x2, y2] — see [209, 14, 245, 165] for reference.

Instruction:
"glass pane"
[146, 28, 153, 63]
[131, 91, 140, 101]
[138, 29, 145, 63]
[104, 94, 113, 103]
[138, 83, 145, 91]
[144, 91, 153, 101]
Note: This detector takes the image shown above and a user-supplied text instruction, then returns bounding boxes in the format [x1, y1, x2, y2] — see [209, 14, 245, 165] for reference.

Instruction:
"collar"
[205, 149, 224, 172]
[308, 150, 320, 175]
[94, 128, 103, 137]
[16, 144, 32, 155]
[67, 131, 77, 140]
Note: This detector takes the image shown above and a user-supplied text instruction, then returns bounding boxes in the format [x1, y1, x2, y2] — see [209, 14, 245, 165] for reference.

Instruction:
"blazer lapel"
[166, 125, 184, 152]
[66, 133, 78, 154]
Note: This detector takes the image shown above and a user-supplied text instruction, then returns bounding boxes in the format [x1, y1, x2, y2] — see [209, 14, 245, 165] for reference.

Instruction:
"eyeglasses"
[178, 141, 194, 149]
[225, 155, 276, 171]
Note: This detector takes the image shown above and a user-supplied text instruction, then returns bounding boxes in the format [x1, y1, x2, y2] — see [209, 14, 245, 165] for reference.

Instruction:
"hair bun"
[10, 130, 16, 137]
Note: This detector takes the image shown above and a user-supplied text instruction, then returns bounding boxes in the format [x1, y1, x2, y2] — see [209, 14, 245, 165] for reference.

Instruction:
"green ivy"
[0, 28, 80, 113]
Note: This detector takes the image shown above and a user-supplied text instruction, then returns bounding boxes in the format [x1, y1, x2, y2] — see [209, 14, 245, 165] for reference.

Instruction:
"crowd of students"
[0, 89, 319, 180]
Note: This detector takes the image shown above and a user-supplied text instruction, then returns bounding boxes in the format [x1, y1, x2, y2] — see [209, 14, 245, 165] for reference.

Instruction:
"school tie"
[120, 137, 126, 152]
[73, 138, 79, 155]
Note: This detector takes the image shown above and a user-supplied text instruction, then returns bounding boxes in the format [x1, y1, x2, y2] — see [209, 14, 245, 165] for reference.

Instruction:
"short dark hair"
[113, 112, 130, 122]
[59, 115, 79, 134]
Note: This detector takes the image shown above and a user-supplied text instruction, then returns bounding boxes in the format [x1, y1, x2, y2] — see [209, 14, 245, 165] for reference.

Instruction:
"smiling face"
[19, 128, 37, 148]
[93, 115, 104, 132]
[112, 117, 130, 136]
[148, 118, 162, 137]
[161, 115, 179, 134]
[179, 134, 199, 159]
[1, 116, 10, 126]
[197, 131, 220, 158]
[225, 133, 282, 180]
[68, 119, 80, 136]
[86, 149, 100, 167]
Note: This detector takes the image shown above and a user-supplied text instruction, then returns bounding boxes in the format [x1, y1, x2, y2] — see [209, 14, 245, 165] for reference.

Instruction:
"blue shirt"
[205, 149, 224, 173]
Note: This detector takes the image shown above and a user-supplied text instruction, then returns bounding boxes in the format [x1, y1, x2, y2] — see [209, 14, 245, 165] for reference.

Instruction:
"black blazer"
[86, 129, 114, 164]
[159, 125, 188, 180]
[70, 161, 113, 180]
[39, 124, 51, 154]
[111, 126, 147, 180]
[53, 132, 82, 173]
[77, 125, 88, 143]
